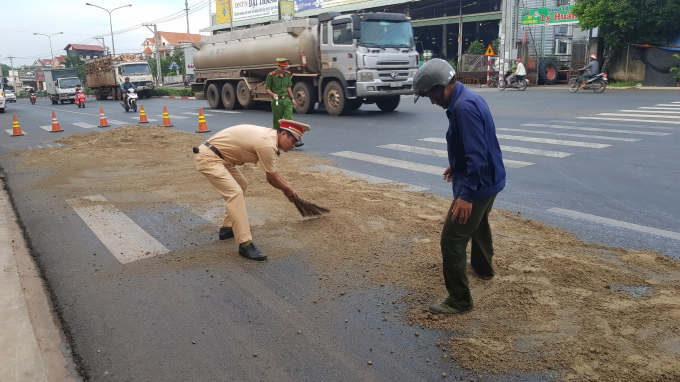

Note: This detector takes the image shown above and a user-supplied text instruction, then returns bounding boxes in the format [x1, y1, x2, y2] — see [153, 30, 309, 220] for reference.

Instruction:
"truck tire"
[116, 87, 123, 101]
[95, 89, 101, 100]
[236, 81, 256, 108]
[376, 96, 400, 112]
[206, 83, 224, 109]
[538, 60, 558, 85]
[346, 98, 363, 111]
[323, 81, 346, 116]
[292, 82, 316, 114]
[0, 108, 4, 113]
[221, 83, 241, 110]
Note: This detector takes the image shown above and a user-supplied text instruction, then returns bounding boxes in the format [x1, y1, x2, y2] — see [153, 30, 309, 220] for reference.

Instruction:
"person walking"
[413, 58, 506, 315]
[193, 120, 310, 261]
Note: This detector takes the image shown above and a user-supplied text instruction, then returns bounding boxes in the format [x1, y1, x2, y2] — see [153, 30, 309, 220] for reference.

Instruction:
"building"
[142, 32, 202, 59]
[35, 56, 66, 69]
[64, 44, 105, 60]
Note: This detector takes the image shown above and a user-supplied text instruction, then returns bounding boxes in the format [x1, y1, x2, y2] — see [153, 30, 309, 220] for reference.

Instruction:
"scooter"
[120, 88, 138, 112]
[75, 89, 86, 108]
[29, 94, 36, 105]
[568, 72, 608, 93]
[498, 71, 528, 91]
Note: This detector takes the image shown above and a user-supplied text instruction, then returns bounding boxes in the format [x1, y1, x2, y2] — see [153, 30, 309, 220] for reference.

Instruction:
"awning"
[411, 12, 502, 28]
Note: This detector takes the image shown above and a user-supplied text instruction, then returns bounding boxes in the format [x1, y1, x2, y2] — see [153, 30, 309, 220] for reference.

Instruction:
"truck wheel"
[0, 108, 4, 113]
[346, 98, 363, 111]
[323, 81, 346, 116]
[221, 83, 242, 110]
[293, 82, 316, 114]
[205, 83, 224, 109]
[95, 89, 101, 100]
[52, 99, 58, 105]
[236, 81, 256, 108]
[376, 96, 400, 112]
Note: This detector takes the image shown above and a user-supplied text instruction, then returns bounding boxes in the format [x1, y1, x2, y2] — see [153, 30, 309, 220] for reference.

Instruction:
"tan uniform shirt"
[207, 125, 279, 173]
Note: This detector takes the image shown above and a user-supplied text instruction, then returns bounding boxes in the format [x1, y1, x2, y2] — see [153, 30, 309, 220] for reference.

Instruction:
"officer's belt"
[202, 141, 225, 161]
[276, 95, 289, 100]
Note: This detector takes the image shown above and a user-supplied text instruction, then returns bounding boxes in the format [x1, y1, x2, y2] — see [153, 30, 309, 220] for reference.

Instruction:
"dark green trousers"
[440, 194, 497, 311]
[271, 98, 293, 129]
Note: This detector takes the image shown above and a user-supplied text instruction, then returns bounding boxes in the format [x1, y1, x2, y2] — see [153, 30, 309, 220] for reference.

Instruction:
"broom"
[293, 197, 330, 217]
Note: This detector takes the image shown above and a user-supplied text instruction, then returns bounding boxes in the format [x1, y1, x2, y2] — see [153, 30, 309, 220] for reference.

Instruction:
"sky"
[1, 0, 215, 67]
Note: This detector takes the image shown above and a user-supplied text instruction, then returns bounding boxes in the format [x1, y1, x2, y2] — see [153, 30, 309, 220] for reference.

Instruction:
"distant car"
[4, 90, 16, 102]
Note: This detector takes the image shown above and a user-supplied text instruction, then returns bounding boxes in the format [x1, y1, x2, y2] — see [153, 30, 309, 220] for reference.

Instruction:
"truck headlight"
[360, 72, 374, 82]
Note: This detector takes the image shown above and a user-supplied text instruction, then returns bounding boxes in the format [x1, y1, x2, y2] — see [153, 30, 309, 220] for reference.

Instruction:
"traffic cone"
[162, 106, 173, 127]
[50, 112, 63, 132]
[99, 108, 110, 128]
[11, 115, 24, 136]
[139, 105, 149, 123]
[196, 109, 210, 133]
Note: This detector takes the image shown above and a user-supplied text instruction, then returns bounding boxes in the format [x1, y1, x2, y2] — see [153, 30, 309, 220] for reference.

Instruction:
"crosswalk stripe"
[331, 151, 444, 175]
[496, 134, 611, 148]
[129, 117, 159, 122]
[639, 107, 680, 111]
[39, 126, 53, 132]
[72, 122, 97, 129]
[67, 195, 169, 264]
[156, 115, 189, 119]
[207, 110, 241, 114]
[418, 137, 572, 157]
[497, 128, 640, 142]
[578, 117, 680, 125]
[548, 120, 674, 130]
[5, 129, 27, 135]
[548, 208, 680, 240]
[378, 144, 533, 168]
[619, 109, 680, 115]
[108, 120, 128, 125]
[654, 104, 680, 107]
[597, 113, 680, 120]
[312, 165, 429, 191]
[522, 123, 669, 136]
[183, 112, 213, 117]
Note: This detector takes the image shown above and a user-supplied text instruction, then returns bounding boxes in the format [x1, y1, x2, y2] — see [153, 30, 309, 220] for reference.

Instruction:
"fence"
[163, 75, 184, 84]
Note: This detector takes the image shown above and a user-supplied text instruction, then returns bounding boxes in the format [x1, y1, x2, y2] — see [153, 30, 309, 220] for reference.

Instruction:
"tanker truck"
[192, 12, 419, 116]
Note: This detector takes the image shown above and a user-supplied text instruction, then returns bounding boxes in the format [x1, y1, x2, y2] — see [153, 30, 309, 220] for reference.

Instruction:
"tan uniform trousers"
[194, 145, 252, 244]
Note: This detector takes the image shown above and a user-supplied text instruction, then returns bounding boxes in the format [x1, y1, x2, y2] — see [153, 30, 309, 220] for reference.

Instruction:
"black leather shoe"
[238, 243, 267, 261]
[219, 227, 234, 240]
[295, 142, 304, 148]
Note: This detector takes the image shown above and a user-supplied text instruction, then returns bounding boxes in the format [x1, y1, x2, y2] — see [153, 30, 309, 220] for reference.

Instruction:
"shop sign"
[521, 5, 579, 26]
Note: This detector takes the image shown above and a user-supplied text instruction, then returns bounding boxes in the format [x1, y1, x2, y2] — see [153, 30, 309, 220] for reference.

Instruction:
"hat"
[278, 119, 310, 141]
[276, 58, 290, 67]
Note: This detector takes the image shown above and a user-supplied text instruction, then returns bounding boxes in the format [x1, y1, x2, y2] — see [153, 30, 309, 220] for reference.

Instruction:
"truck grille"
[378, 72, 410, 81]
[377, 61, 410, 66]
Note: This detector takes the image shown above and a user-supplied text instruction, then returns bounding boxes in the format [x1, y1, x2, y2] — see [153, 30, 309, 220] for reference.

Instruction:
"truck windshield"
[121, 64, 151, 75]
[359, 20, 414, 48]
[59, 78, 82, 88]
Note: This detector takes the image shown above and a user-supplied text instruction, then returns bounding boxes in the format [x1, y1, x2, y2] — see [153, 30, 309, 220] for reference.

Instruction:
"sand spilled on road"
[12, 126, 680, 381]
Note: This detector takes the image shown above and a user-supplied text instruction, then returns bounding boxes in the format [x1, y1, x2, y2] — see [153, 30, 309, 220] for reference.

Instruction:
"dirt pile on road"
[12, 126, 680, 381]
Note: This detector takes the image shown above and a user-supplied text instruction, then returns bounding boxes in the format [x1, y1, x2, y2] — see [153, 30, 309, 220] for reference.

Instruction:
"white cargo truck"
[44, 68, 82, 105]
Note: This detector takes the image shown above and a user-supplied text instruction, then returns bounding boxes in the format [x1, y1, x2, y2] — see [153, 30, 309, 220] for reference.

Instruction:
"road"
[1, 87, 679, 381]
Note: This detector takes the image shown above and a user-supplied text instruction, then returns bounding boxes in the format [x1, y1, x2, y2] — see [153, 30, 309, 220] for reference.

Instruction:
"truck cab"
[115, 62, 155, 97]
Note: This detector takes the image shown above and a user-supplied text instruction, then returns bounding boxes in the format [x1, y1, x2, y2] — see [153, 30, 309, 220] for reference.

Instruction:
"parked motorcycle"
[75, 89, 86, 108]
[498, 71, 527, 91]
[120, 88, 138, 112]
[30, 94, 36, 105]
[569, 72, 608, 93]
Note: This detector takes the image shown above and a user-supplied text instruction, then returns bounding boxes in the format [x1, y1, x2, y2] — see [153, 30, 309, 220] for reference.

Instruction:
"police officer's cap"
[278, 119, 310, 141]
[276, 58, 290, 65]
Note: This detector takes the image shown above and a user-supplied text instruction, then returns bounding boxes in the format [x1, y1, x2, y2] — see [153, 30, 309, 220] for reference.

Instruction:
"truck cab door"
[327, 20, 357, 81]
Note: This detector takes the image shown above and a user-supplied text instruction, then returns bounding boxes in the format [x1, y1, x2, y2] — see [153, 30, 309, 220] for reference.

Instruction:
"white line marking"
[5, 129, 26, 135]
[522, 123, 670, 136]
[418, 137, 572, 157]
[597, 113, 680, 120]
[331, 151, 445, 175]
[107, 120, 128, 125]
[619, 109, 680, 115]
[67, 195, 169, 264]
[639, 107, 680, 111]
[379, 144, 533, 168]
[39, 126, 53, 132]
[496, 134, 611, 148]
[156, 115, 189, 119]
[183, 112, 213, 117]
[129, 117, 159, 122]
[548, 120, 674, 129]
[654, 104, 680, 107]
[497, 128, 640, 142]
[578, 117, 680, 125]
[207, 110, 241, 114]
[312, 165, 429, 191]
[29, 104, 100, 117]
[548, 208, 680, 241]
[72, 122, 97, 129]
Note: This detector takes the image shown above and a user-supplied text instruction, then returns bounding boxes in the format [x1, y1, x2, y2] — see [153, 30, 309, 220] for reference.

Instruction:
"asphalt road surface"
[1, 87, 678, 381]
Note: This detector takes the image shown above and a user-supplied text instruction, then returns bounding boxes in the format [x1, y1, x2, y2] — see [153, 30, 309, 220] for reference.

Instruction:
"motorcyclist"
[28, 88, 36, 96]
[183, 76, 190, 88]
[514, 59, 526, 83]
[579, 54, 599, 89]
[120, 77, 136, 103]
[505, 61, 518, 83]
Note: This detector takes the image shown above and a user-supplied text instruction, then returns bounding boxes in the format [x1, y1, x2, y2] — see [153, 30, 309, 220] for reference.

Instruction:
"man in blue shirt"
[413, 59, 506, 315]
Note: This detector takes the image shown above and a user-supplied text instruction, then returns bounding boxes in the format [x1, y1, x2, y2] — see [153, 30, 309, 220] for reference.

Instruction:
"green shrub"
[467, 40, 485, 55]
[670, 54, 680, 82]
[150, 88, 194, 97]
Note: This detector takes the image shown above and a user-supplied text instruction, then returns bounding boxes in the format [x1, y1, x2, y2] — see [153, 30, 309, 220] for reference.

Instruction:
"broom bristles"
[293, 197, 330, 217]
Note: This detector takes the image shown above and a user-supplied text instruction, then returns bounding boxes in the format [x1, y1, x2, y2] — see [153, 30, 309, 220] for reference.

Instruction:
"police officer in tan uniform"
[194, 120, 311, 261]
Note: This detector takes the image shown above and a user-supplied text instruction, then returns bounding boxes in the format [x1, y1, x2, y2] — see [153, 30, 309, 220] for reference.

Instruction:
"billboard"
[184, 46, 196, 75]
[18, 70, 44, 81]
[294, 0, 367, 13]
[216, 0, 232, 24]
[521, 5, 579, 26]
[279, 0, 295, 21]
[232, 0, 279, 22]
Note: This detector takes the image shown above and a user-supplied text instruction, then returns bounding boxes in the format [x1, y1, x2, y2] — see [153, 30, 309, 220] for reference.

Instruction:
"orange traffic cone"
[196, 109, 210, 133]
[11, 115, 24, 136]
[139, 105, 149, 123]
[162, 106, 173, 127]
[99, 108, 110, 128]
[50, 112, 63, 132]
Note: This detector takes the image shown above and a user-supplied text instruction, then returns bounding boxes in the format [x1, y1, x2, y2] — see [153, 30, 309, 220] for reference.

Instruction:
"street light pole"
[33, 32, 63, 63]
[457, 1, 477, 70]
[85, 3, 132, 57]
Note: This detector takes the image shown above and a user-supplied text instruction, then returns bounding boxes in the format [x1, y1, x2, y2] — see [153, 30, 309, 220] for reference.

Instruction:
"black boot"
[238, 242, 267, 261]
[219, 227, 234, 240]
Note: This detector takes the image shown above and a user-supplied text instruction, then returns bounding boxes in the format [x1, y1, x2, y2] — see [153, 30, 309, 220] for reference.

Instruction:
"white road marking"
[129, 117, 159, 122]
[496, 135, 611, 148]
[497, 128, 640, 142]
[548, 120, 674, 129]
[522, 123, 670, 136]
[183, 112, 213, 117]
[331, 151, 445, 175]
[654, 104, 680, 107]
[156, 115, 189, 119]
[619, 109, 680, 114]
[29, 104, 100, 117]
[39, 126, 53, 132]
[67, 195, 169, 264]
[107, 120, 128, 125]
[418, 137, 572, 157]
[379, 144, 533, 168]
[639, 107, 680, 111]
[548, 208, 680, 241]
[5, 129, 26, 135]
[207, 110, 241, 114]
[597, 113, 680, 120]
[311, 165, 429, 191]
[578, 117, 680, 125]
[72, 122, 97, 129]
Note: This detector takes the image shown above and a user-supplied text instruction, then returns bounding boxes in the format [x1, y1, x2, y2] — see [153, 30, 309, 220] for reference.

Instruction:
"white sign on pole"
[233, 0, 279, 22]
[184, 46, 196, 75]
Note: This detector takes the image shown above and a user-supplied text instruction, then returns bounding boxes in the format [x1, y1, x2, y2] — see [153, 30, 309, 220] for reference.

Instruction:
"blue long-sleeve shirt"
[446, 83, 506, 202]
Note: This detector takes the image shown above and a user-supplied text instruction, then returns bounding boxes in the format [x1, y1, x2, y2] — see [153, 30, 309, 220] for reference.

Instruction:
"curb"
[152, 96, 196, 100]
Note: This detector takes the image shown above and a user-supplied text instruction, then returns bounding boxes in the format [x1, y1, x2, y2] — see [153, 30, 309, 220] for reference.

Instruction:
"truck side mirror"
[351, 15, 361, 40]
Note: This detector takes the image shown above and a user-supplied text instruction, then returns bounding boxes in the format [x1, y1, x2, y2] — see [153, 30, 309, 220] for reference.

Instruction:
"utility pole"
[7, 55, 17, 89]
[185, 0, 190, 34]
[93, 36, 107, 56]
[143, 23, 163, 87]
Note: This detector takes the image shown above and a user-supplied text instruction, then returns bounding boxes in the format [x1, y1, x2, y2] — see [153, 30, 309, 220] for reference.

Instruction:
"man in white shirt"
[513, 58, 526, 84]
